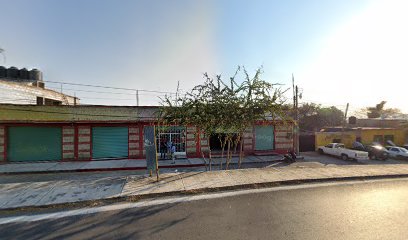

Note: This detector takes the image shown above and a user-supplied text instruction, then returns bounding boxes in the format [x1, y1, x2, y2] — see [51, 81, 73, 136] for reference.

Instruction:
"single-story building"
[315, 127, 407, 149]
[0, 104, 295, 162]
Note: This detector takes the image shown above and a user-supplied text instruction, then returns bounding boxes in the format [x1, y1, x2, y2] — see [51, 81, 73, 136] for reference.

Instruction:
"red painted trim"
[78, 134, 91, 137]
[62, 134, 75, 137]
[128, 140, 140, 143]
[196, 128, 201, 158]
[252, 125, 255, 153]
[62, 142, 75, 145]
[74, 125, 78, 160]
[78, 149, 91, 153]
[3, 126, 7, 162]
[127, 126, 130, 158]
[89, 126, 93, 160]
[63, 150, 75, 153]
[273, 125, 276, 150]
[139, 125, 144, 158]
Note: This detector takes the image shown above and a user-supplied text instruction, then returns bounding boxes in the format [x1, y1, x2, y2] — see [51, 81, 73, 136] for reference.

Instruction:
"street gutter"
[1, 173, 408, 215]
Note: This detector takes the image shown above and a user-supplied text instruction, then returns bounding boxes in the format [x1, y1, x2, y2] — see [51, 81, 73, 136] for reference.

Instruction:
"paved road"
[1, 178, 408, 240]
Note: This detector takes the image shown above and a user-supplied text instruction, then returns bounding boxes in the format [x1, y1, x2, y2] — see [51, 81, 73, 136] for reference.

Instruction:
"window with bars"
[156, 126, 186, 153]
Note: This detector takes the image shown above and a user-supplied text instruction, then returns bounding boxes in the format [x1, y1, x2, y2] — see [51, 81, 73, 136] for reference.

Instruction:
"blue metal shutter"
[92, 127, 128, 159]
[8, 127, 62, 162]
[254, 125, 275, 151]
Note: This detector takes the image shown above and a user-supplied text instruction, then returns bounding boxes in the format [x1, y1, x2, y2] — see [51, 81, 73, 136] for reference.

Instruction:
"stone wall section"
[0, 126, 5, 162]
[129, 126, 141, 158]
[275, 124, 294, 150]
[62, 126, 75, 160]
[77, 126, 91, 160]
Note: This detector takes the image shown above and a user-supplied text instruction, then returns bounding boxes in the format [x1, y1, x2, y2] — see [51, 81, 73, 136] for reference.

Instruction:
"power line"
[43, 80, 176, 94]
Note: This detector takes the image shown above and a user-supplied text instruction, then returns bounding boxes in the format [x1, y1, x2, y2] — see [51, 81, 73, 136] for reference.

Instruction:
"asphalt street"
[1, 178, 408, 240]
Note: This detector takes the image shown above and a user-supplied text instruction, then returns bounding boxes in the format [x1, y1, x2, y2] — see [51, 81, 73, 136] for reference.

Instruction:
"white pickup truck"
[317, 143, 369, 161]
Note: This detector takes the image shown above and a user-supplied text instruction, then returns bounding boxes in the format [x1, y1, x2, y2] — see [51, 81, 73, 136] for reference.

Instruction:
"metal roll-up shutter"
[254, 125, 275, 151]
[7, 127, 62, 162]
[92, 127, 128, 159]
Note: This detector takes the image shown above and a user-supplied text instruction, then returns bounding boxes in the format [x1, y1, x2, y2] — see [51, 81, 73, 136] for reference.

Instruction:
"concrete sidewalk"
[0, 155, 283, 174]
[2, 164, 408, 210]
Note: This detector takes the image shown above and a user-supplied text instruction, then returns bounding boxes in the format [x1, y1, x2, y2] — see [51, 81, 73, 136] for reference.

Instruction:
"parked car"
[385, 146, 408, 160]
[317, 143, 369, 161]
[364, 145, 389, 160]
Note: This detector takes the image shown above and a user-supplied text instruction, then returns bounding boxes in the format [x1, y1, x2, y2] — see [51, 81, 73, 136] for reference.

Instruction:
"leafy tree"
[360, 101, 403, 119]
[159, 66, 288, 170]
[297, 103, 344, 131]
[367, 101, 387, 118]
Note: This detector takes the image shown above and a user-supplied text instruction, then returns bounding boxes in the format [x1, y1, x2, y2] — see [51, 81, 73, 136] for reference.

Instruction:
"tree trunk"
[207, 136, 212, 171]
[220, 136, 225, 170]
[226, 138, 231, 170]
[238, 133, 244, 169]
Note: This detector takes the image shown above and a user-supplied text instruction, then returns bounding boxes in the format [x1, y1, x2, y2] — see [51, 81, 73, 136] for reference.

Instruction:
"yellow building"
[315, 127, 407, 149]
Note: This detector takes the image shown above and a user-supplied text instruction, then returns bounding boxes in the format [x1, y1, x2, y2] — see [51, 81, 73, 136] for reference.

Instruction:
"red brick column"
[243, 126, 254, 154]
[186, 126, 197, 158]
[0, 126, 5, 162]
[275, 124, 294, 153]
[77, 126, 92, 160]
[129, 126, 141, 159]
[62, 126, 75, 160]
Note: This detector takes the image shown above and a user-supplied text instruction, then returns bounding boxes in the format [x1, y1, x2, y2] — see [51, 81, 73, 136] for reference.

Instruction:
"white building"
[0, 66, 78, 105]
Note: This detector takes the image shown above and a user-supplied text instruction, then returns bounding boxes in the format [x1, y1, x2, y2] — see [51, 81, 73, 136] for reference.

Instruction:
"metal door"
[254, 125, 275, 151]
[7, 127, 62, 162]
[92, 127, 128, 159]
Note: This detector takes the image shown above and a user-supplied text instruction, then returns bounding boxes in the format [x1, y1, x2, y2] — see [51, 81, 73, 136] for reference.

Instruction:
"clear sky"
[1, 0, 407, 114]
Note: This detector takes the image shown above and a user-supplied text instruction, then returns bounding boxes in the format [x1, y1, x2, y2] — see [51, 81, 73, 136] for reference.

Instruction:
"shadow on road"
[0, 202, 189, 240]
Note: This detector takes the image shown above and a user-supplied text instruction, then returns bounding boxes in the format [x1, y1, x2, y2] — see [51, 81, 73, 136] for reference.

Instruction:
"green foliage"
[367, 101, 387, 118]
[160, 66, 288, 134]
[298, 103, 344, 131]
[159, 66, 289, 169]
[365, 101, 402, 119]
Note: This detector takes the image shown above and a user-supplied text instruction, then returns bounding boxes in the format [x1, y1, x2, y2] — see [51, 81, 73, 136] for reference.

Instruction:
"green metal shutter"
[92, 127, 128, 159]
[254, 125, 275, 151]
[7, 127, 62, 162]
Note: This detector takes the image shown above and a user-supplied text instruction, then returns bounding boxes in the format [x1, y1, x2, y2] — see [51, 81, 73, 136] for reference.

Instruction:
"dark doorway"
[299, 134, 316, 152]
[210, 133, 241, 152]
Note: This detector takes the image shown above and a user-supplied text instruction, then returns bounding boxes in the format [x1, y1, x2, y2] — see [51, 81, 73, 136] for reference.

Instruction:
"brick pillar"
[243, 126, 254, 154]
[0, 126, 5, 162]
[77, 126, 91, 160]
[62, 126, 75, 160]
[199, 131, 209, 156]
[275, 124, 294, 152]
[129, 126, 141, 159]
[186, 126, 197, 157]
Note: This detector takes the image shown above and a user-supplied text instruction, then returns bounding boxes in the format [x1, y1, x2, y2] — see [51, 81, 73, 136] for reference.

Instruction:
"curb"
[2, 173, 408, 214]
[0, 163, 207, 175]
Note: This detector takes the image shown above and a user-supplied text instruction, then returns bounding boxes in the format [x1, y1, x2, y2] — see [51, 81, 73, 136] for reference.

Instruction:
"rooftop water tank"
[19, 68, 29, 79]
[0, 66, 6, 78]
[29, 68, 42, 81]
[6, 66, 18, 78]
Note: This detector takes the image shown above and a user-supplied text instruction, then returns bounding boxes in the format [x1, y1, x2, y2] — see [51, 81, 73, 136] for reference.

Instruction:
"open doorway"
[209, 133, 242, 153]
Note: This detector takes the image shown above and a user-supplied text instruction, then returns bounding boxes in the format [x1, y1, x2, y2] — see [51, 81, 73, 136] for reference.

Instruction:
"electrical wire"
[43, 80, 177, 94]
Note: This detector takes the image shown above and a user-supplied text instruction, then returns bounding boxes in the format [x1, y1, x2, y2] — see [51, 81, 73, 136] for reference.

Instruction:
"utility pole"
[136, 90, 139, 106]
[341, 103, 350, 144]
[295, 85, 299, 155]
[292, 74, 300, 155]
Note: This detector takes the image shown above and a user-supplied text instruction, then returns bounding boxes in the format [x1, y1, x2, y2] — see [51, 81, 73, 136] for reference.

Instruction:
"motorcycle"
[283, 150, 297, 163]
